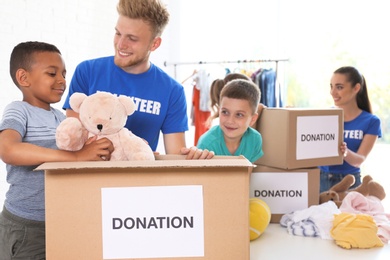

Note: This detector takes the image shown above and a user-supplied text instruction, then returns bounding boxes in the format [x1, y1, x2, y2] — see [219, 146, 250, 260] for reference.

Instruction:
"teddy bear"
[56, 91, 155, 161]
[319, 174, 386, 207]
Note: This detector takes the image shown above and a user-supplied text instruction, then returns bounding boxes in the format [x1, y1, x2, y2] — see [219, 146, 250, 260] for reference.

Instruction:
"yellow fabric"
[331, 213, 383, 249]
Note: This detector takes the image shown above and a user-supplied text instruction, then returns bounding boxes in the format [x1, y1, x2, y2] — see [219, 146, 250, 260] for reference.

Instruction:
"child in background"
[197, 79, 263, 163]
[207, 73, 254, 128]
[0, 41, 113, 259]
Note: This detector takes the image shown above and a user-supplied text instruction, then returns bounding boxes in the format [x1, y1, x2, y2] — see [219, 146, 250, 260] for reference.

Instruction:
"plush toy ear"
[319, 191, 339, 204]
[69, 93, 88, 113]
[329, 191, 339, 201]
[118, 95, 136, 116]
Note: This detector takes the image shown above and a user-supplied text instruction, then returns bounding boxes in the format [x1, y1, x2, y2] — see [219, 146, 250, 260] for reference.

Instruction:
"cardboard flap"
[35, 155, 253, 171]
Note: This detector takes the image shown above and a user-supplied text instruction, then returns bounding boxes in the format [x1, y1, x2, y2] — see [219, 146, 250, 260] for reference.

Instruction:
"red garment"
[192, 85, 210, 145]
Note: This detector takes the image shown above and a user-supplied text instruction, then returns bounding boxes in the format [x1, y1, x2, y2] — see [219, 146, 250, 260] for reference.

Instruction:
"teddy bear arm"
[350, 175, 373, 196]
[330, 174, 355, 193]
[56, 117, 88, 151]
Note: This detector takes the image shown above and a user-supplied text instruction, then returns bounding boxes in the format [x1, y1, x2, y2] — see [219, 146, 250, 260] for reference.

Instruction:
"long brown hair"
[334, 66, 372, 113]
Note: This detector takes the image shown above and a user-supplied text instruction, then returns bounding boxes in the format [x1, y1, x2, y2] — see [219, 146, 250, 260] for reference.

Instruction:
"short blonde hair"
[117, 0, 170, 37]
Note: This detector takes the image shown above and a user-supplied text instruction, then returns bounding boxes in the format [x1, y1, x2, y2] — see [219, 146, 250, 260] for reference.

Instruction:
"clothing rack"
[164, 58, 289, 79]
[165, 58, 289, 108]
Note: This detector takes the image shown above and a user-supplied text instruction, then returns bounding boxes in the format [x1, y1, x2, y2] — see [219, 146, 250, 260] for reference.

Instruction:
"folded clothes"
[280, 201, 341, 239]
[331, 212, 384, 249]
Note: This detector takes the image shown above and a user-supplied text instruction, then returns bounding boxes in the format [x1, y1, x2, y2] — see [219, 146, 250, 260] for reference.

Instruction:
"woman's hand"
[341, 142, 348, 157]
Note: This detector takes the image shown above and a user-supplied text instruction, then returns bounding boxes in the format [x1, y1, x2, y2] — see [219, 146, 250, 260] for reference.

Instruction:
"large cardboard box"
[250, 165, 320, 223]
[255, 108, 344, 169]
[37, 155, 254, 260]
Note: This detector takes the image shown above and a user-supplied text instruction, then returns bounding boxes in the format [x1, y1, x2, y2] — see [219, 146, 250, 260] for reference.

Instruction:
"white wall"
[0, 0, 184, 108]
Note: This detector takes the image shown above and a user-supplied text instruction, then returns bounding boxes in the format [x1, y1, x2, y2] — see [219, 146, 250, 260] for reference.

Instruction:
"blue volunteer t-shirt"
[320, 110, 381, 174]
[63, 56, 188, 151]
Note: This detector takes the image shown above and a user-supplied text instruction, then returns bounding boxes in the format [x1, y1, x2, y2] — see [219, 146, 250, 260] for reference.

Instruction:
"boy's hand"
[76, 136, 114, 161]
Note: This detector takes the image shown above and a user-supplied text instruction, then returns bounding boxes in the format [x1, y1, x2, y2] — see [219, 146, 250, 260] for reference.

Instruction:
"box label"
[250, 172, 308, 214]
[101, 185, 204, 259]
[296, 115, 339, 160]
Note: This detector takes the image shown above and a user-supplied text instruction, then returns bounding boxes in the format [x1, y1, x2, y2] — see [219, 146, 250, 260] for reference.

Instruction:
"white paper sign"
[296, 115, 339, 160]
[250, 172, 308, 214]
[101, 185, 204, 259]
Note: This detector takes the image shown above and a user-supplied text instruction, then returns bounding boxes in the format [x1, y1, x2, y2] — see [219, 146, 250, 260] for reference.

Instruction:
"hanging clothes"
[191, 69, 212, 146]
[253, 68, 282, 107]
[193, 69, 211, 112]
[192, 85, 211, 146]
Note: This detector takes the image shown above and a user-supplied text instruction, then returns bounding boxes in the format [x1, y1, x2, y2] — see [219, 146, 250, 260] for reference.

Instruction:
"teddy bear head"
[70, 91, 136, 135]
[319, 190, 340, 205]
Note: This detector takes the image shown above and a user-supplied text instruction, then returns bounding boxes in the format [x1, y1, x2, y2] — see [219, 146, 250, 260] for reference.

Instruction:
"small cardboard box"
[37, 155, 254, 260]
[255, 107, 344, 169]
[250, 164, 320, 223]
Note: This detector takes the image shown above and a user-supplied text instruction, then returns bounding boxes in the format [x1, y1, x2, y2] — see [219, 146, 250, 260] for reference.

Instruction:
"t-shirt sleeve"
[63, 61, 91, 110]
[367, 115, 382, 137]
[250, 132, 264, 162]
[161, 84, 189, 134]
[197, 136, 219, 153]
[0, 102, 27, 137]
[197, 134, 208, 149]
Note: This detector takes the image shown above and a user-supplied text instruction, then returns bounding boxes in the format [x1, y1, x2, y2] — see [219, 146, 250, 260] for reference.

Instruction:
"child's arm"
[0, 129, 114, 166]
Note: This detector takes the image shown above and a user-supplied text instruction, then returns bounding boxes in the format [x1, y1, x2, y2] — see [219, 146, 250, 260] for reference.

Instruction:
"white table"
[250, 224, 390, 259]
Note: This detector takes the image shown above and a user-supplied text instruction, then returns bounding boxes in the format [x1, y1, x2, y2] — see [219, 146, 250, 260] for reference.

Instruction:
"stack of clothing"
[280, 192, 390, 249]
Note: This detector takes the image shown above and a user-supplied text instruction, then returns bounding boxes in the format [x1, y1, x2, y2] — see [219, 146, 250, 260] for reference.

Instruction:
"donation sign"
[101, 185, 204, 259]
[296, 115, 339, 160]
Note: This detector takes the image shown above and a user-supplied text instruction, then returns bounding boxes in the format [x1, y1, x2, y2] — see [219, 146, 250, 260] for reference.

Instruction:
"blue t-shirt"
[197, 125, 264, 163]
[63, 56, 188, 151]
[320, 110, 381, 174]
[0, 101, 66, 221]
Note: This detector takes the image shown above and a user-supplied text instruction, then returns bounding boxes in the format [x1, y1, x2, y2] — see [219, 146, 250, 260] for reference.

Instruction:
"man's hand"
[180, 147, 215, 159]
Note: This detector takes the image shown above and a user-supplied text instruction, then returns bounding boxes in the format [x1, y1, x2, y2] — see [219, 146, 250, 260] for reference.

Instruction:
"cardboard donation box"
[255, 108, 344, 169]
[250, 165, 320, 223]
[37, 155, 254, 260]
